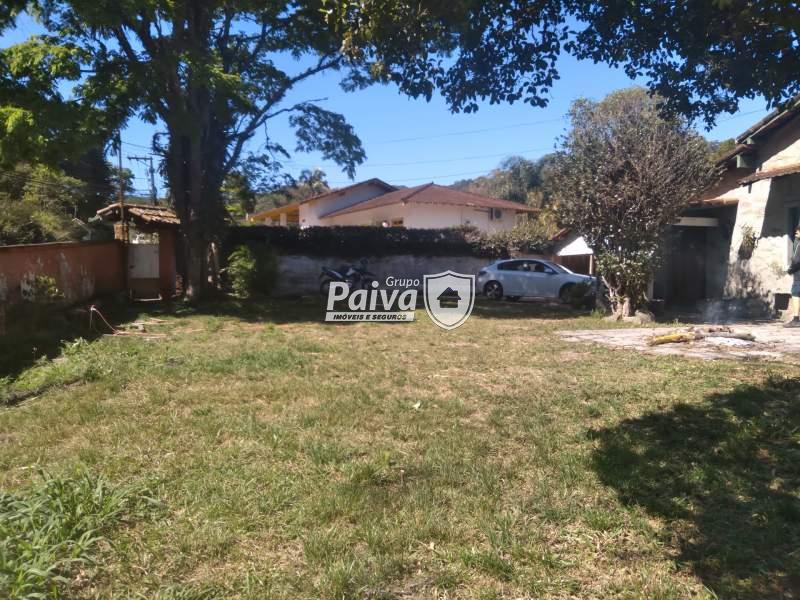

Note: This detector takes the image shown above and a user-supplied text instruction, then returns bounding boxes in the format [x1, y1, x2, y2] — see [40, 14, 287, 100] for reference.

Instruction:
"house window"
[390, 218, 404, 227]
[488, 208, 503, 221]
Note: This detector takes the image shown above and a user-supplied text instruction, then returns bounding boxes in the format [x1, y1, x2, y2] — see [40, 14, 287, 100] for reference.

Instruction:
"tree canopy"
[453, 155, 556, 207]
[548, 88, 715, 317]
[327, 1, 800, 124]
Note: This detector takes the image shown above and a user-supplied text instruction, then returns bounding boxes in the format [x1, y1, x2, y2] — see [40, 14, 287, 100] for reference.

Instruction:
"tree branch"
[222, 56, 340, 173]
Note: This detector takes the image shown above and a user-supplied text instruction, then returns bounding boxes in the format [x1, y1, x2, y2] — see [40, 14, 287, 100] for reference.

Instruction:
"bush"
[226, 245, 257, 297]
[226, 224, 552, 259]
[566, 281, 595, 309]
[225, 243, 278, 297]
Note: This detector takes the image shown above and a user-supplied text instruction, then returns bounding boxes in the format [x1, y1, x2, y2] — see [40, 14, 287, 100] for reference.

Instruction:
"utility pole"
[116, 132, 127, 243]
[128, 155, 157, 205]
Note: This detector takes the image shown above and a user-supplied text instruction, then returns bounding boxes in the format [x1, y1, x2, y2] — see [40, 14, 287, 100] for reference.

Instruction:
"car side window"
[497, 260, 522, 271]
[531, 261, 555, 274]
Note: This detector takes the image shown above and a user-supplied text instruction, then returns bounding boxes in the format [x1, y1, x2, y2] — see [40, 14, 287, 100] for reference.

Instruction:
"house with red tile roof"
[249, 180, 536, 232]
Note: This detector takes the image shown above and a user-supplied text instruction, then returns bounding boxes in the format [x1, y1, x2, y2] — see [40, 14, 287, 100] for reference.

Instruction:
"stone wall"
[724, 175, 800, 310]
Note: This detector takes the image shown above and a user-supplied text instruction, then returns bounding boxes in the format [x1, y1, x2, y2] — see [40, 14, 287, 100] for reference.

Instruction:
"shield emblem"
[423, 271, 476, 330]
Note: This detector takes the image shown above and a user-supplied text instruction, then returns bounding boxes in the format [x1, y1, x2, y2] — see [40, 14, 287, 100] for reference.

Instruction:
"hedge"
[225, 225, 551, 259]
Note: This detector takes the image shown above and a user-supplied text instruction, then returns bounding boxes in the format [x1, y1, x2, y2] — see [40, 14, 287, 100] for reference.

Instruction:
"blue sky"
[2, 14, 772, 195]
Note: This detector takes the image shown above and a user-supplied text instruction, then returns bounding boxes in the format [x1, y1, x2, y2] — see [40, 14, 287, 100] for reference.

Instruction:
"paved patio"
[558, 323, 800, 361]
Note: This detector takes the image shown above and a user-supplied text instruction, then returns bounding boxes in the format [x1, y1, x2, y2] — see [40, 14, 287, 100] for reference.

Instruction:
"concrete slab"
[557, 323, 800, 361]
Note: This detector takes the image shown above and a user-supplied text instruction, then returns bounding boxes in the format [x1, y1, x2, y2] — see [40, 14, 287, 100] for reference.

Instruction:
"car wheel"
[558, 283, 575, 304]
[484, 281, 504, 300]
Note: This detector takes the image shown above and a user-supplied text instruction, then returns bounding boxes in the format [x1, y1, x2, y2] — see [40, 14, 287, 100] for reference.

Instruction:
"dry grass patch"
[0, 297, 797, 598]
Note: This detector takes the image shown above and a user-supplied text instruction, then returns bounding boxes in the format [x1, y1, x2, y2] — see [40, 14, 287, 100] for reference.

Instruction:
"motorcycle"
[319, 259, 376, 296]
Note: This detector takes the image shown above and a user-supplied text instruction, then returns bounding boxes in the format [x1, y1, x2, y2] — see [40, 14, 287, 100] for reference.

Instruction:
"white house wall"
[403, 204, 518, 231]
[757, 117, 800, 171]
[726, 176, 800, 303]
[322, 203, 519, 231]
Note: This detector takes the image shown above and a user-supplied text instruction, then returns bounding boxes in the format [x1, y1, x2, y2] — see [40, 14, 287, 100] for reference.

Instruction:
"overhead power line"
[283, 146, 555, 170]
[327, 166, 531, 186]
[369, 116, 567, 145]
[0, 169, 151, 197]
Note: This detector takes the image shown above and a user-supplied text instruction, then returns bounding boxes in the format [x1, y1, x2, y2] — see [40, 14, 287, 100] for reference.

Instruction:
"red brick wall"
[0, 241, 125, 307]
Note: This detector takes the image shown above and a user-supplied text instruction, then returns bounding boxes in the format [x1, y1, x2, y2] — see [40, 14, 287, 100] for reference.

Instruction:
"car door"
[495, 260, 525, 296]
[528, 260, 561, 298]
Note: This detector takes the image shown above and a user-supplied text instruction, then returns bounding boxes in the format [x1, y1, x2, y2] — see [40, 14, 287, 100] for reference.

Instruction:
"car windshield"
[543, 262, 570, 274]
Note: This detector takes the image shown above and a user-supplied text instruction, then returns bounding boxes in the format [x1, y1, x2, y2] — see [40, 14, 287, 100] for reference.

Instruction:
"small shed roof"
[97, 203, 180, 228]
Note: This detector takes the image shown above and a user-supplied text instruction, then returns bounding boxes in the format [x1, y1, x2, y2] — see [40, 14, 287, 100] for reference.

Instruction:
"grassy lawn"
[1, 298, 799, 598]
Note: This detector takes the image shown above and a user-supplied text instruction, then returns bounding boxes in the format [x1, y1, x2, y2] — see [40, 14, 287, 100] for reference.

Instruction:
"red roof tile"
[298, 178, 395, 206]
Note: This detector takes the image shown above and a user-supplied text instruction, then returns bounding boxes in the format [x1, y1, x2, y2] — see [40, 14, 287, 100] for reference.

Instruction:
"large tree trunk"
[184, 227, 208, 301]
[603, 276, 635, 319]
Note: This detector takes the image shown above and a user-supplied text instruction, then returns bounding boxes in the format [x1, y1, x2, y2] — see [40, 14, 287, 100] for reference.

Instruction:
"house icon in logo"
[437, 287, 461, 308]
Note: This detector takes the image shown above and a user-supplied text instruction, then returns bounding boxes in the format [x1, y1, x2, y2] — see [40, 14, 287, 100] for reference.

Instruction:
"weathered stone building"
[654, 99, 800, 318]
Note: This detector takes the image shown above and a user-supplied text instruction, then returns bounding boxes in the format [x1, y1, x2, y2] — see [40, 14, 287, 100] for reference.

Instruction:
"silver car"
[477, 258, 596, 302]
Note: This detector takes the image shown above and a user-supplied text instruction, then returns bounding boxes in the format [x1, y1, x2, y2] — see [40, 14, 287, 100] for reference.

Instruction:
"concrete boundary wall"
[274, 254, 548, 296]
[0, 241, 125, 307]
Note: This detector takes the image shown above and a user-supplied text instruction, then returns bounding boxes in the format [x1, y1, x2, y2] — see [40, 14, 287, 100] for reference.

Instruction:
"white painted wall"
[757, 117, 800, 171]
[322, 202, 521, 232]
[274, 254, 494, 296]
[556, 234, 593, 257]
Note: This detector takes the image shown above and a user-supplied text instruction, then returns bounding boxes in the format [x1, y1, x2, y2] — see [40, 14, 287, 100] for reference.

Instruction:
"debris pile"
[648, 325, 756, 347]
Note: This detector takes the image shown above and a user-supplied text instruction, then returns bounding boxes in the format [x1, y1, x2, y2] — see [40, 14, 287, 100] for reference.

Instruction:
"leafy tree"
[222, 171, 256, 219]
[566, 1, 800, 123]
[1, 3, 368, 299]
[453, 154, 555, 207]
[548, 88, 715, 317]
[254, 168, 330, 212]
[708, 139, 737, 164]
[61, 148, 116, 218]
[328, 2, 800, 124]
[0, 163, 89, 244]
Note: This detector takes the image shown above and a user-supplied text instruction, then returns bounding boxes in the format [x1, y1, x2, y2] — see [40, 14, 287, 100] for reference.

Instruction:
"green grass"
[0, 297, 798, 598]
[0, 470, 158, 598]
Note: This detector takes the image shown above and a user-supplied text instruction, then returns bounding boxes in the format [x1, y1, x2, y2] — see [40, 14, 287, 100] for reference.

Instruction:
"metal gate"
[128, 243, 160, 297]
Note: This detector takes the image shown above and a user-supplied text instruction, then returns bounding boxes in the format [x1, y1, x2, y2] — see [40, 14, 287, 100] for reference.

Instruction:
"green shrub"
[566, 281, 594, 309]
[0, 471, 158, 599]
[226, 245, 257, 297]
[226, 243, 278, 297]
